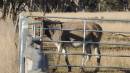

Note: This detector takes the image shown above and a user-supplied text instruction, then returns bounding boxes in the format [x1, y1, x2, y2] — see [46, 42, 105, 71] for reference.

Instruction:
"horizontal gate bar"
[43, 52, 130, 57]
[43, 41, 130, 46]
[28, 27, 130, 34]
[27, 16, 130, 23]
[48, 65, 130, 70]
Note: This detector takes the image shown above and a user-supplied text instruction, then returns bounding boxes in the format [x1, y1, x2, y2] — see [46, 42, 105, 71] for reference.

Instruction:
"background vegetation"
[0, 0, 129, 21]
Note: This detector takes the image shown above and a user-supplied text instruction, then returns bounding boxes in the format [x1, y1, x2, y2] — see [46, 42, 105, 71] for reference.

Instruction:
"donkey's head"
[34, 17, 63, 39]
[42, 18, 63, 39]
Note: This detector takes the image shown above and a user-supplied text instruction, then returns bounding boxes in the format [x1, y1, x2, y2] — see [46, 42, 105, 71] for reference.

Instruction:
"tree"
[0, 0, 129, 22]
[122, 0, 129, 11]
[0, 0, 3, 8]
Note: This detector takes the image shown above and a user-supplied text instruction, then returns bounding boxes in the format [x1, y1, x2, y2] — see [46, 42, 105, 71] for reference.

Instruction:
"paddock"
[19, 15, 130, 73]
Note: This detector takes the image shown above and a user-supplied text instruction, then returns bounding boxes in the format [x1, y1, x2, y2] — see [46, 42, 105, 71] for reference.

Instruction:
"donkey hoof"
[80, 67, 85, 73]
[94, 67, 100, 73]
[68, 69, 72, 72]
[68, 66, 72, 72]
[52, 68, 57, 72]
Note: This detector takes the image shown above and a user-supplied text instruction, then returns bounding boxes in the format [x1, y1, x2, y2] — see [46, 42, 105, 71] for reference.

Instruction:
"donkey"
[41, 18, 102, 72]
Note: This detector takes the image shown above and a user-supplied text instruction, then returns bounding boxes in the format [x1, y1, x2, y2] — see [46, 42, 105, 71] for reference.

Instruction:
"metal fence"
[19, 15, 130, 73]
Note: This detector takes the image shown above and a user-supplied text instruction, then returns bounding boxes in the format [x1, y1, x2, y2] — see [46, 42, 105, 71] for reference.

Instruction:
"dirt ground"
[0, 12, 130, 73]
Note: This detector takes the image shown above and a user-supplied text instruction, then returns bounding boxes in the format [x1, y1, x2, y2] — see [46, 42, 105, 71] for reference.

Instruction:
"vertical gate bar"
[81, 20, 86, 67]
[83, 20, 86, 55]
[40, 22, 43, 40]
[31, 23, 33, 36]
[33, 23, 36, 38]
[32, 25, 34, 37]
[19, 15, 24, 73]
[19, 15, 28, 73]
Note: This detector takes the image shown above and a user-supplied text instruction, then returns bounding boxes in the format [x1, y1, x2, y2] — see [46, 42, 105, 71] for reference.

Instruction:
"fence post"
[19, 14, 28, 73]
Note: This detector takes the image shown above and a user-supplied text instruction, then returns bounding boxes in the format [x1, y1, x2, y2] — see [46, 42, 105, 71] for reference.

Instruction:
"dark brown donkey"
[37, 18, 102, 72]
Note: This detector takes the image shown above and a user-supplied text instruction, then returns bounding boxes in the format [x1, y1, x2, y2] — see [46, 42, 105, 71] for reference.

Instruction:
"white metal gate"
[19, 15, 130, 73]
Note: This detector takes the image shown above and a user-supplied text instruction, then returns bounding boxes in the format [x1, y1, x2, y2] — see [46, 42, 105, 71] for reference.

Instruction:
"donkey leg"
[81, 57, 91, 72]
[80, 56, 86, 73]
[84, 44, 92, 65]
[95, 45, 101, 66]
[94, 45, 101, 72]
[62, 48, 72, 72]
[81, 44, 91, 72]
[53, 43, 62, 72]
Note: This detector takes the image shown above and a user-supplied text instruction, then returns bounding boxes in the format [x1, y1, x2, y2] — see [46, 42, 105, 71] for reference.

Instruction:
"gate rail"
[27, 16, 130, 23]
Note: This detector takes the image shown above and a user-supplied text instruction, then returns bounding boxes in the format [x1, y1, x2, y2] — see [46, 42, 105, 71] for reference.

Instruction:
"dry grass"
[0, 18, 18, 73]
